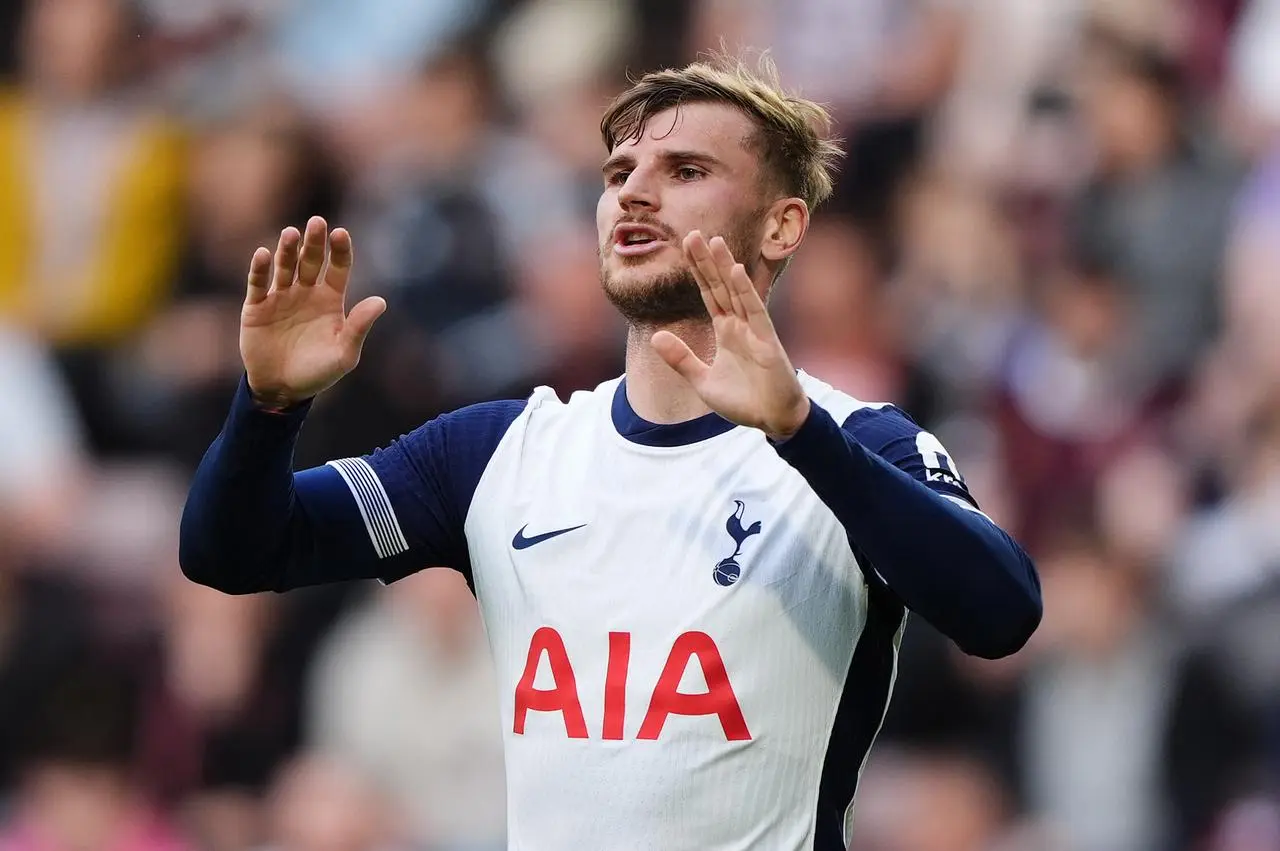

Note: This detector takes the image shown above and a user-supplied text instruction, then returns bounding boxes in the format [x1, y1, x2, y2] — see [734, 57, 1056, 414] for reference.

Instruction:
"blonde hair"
[600, 53, 844, 211]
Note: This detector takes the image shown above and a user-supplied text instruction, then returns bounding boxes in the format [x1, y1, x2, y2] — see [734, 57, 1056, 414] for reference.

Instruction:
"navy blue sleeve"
[772, 402, 1042, 659]
[179, 375, 525, 594]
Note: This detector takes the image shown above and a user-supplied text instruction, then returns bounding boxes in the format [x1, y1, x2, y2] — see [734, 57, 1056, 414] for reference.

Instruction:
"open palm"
[241, 216, 386, 408]
[651, 232, 811, 440]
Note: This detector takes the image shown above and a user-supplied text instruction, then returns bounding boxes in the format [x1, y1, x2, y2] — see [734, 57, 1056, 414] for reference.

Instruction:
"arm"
[179, 375, 525, 594]
[180, 216, 444, 594]
[648, 231, 1040, 658]
[773, 402, 1041, 659]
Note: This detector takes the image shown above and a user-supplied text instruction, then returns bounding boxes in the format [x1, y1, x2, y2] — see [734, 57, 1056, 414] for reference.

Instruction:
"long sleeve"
[179, 376, 526, 594]
[773, 401, 1042, 659]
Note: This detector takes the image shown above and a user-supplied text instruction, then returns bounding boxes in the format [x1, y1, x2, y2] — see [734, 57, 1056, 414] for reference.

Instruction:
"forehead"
[611, 102, 759, 168]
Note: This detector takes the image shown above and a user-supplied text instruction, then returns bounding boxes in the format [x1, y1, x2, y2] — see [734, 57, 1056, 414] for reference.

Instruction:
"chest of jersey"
[464, 394, 869, 747]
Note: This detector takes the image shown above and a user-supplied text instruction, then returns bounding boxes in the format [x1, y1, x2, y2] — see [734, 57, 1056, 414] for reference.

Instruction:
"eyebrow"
[601, 149, 726, 175]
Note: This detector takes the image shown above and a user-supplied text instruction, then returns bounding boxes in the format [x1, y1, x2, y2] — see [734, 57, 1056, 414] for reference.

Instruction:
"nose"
[617, 167, 659, 212]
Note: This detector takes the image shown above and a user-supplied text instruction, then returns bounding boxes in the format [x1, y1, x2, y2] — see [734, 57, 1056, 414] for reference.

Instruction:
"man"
[180, 56, 1041, 850]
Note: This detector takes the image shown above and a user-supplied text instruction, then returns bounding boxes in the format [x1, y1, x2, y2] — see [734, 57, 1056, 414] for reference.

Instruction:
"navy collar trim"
[611, 378, 737, 447]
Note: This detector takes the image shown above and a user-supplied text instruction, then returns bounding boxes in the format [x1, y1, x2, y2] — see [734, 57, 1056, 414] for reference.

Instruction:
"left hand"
[651, 231, 811, 441]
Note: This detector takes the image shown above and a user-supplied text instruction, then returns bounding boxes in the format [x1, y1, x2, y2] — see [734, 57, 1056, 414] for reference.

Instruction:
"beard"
[599, 216, 762, 326]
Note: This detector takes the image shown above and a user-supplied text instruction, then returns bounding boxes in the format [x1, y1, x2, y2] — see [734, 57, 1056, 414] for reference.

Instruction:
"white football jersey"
[328, 371, 946, 850]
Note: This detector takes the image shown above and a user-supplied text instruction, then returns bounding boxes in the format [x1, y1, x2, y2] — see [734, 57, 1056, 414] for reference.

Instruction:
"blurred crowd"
[0, 0, 1279, 849]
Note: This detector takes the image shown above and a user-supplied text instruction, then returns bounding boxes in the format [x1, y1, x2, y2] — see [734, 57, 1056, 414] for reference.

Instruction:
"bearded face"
[598, 211, 761, 325]
[595, 103, 773, 327]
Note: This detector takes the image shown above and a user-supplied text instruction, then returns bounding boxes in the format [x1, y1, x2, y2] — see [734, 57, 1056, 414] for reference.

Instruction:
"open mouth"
[613, 224, 667, 256]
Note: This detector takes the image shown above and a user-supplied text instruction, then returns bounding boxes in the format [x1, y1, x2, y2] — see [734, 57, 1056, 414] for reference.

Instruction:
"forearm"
[179, 376, 380, 593]
[774, 404, 1042, 659]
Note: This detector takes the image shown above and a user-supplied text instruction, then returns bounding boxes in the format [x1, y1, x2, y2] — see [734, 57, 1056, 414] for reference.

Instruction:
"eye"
[606, 169, 631, 186]
[675, 166, 704, 181]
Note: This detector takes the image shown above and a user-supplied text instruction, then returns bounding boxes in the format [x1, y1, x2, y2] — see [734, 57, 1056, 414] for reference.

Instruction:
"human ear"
[761, 198, 808, 262]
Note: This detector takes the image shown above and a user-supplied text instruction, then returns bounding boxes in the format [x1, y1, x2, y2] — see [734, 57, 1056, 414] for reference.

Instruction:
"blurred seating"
[0, 0, 1275, 848]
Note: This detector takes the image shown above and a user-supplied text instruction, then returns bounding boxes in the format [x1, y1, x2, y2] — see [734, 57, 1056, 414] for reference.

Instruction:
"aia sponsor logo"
[513, 628, 750, 742]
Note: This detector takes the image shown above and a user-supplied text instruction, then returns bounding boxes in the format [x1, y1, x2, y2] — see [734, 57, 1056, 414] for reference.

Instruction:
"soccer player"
[180, 56, 1042, 850]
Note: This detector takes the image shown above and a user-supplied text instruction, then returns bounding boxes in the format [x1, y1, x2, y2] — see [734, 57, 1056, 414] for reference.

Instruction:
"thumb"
[342, 295, 387, 358]
[651, 330, 710, 387]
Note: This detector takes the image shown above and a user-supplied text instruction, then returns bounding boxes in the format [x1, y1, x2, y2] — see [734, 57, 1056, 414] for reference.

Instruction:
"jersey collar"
[611, 378, 738, 447]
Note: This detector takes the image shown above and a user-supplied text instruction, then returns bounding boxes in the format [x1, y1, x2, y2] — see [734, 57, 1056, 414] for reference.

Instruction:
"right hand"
[241, 216, 387, 409]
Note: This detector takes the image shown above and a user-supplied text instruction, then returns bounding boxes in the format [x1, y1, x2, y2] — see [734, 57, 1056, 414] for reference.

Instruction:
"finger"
[683, 231, 732, 315]
[245, 247, 273, 305]
[680, 231, 724, 318]
[272, 227, 301, 290]
[708, 237, 745, 318]
[296, 216, 328, 286]
[651, 330, 711, 386]
[727, 260, 776, 338]
[341, 295, 387, 362]
[687, 232, 734, 314]
[325, 227, 355, 294]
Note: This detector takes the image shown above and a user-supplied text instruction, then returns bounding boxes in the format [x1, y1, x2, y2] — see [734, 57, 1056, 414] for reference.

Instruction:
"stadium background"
[0, 0, 1279, 849]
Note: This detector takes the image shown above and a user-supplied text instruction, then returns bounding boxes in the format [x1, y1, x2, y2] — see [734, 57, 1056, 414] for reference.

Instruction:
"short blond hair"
[600, 53, 844, 211]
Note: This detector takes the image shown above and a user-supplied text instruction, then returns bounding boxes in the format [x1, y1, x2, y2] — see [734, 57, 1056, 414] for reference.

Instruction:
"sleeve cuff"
[230, 374, 313, 420]
[224, 375, 315, 455]
[768, 400, 846, 466]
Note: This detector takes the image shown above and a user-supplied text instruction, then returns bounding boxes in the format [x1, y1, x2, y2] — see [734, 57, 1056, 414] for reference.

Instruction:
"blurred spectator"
[117, 94, 340, 469]
[778, 217, 930, 411]
[321, 45, 572, 422]
[0, 0, 186, 348]
[0, 0, 1276, 845]
[1184, 0, 1249, 99]
[1225, 0, 1280, 152]
[127, 573, 326, 836]
[257, 753, 408, 851]
[1021, 524, 1257, 851]
[693, 0, 963, 233]
[0, 0, 23, 80]
[308, 569, 505, 851]
[930, 0, 1084, 187]
[893, 173, 1027, 422]
[512, 224, 624, 395]
[0, 563, 95, 798]
[1069, 24, 1242, 398]
[848, 747, 1031, 851]
[993, 261, 1150, 547]
[0, 664, 193, 851]
[267, 0, 488, 114]
[0, 326, 87, 562]
[489, 0, 632, 225]
[1171, 397, 1280, 619]
[1202, 795, 1280, 851]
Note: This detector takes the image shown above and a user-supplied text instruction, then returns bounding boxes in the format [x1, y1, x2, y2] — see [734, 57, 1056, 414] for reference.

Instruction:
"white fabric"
[445, 374, 897, 850]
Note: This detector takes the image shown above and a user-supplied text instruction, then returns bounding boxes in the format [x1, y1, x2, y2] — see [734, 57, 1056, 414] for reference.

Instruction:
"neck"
[624, 320, 716, 424]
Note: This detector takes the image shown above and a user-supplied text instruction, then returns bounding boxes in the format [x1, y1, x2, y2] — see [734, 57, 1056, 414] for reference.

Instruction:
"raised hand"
[240, 216, 386, 409]
[650, 231, 811, 441]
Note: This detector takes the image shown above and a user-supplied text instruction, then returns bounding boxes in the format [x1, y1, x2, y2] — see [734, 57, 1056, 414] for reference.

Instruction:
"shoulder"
[534, 377, 623, 414]
[380, 377, 620, 479]
[797, 370, 907, 443]
[498, 376, 622, 436]
[376, 397, 532, 484]
[797, 370, 973, 501]
[432, 396, 535, 440]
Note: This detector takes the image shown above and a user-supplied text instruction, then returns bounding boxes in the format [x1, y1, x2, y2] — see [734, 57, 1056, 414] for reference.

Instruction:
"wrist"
[765, 396, 811, 443]
[248, 384, 305, 414]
